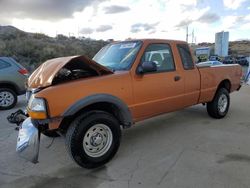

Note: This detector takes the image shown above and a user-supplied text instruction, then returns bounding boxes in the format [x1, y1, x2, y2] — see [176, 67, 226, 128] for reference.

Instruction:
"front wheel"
[65, 111, 121, 169]
[207, 88, 230, 119]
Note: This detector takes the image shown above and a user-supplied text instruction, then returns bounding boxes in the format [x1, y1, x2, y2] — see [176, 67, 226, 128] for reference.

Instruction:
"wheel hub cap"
[90, 133, 103, 146]
[218, 94, 228, 113]
[83, 124, 113, 158]
[0, 91, 14, 107]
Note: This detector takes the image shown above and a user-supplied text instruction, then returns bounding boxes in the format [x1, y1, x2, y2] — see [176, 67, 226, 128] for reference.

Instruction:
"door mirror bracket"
[137, 61, 157, 74]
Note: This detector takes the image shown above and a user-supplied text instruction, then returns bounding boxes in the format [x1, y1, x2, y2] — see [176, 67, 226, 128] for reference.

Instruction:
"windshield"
[93, 41, 142, 71]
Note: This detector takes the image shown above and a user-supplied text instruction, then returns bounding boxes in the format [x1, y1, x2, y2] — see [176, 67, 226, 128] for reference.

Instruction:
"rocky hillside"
[0, 26, 108, 70]
[229, 40, 250, 56]
[1, 26, 249, 70]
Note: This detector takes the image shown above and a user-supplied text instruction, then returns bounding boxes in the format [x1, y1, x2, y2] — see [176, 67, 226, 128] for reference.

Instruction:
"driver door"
[131, 43, 185, 121]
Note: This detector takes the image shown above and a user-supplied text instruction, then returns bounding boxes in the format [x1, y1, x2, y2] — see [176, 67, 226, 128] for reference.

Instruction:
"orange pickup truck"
[14, 39, 242, 168]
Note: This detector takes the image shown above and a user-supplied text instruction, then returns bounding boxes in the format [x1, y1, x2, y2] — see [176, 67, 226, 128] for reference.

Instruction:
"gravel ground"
[0, 85, 250, 188]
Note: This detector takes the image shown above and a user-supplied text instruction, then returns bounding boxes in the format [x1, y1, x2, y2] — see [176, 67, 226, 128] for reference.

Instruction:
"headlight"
[27, 95, 47, 119]
[28, 95, 46, 112]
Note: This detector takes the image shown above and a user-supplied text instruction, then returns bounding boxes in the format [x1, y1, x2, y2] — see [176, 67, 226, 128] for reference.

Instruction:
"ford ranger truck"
[14, 39, 242, 168]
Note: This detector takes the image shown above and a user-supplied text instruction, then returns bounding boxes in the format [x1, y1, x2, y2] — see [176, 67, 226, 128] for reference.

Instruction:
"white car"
[197, 60, 223, 67]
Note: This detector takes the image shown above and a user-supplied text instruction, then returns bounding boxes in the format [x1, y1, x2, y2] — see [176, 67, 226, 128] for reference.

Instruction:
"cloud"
[103, 5, 130, 14]
[0, 0, 106, 22]
[197, 12, 220, 23]
[80, 27, 94, 35]
[96, 25, 113, 32]
[230, 15, 250, 28]
[0, 17, 11, 25]
[175, 19, 193, 28]
[220, 14, 250, 30]
[130, 23, 159, 33]
[235, 16, 247, 24]
[80, 25, 113, 34]
[175, 10, 220, 29]
[223, 0, 248, 10]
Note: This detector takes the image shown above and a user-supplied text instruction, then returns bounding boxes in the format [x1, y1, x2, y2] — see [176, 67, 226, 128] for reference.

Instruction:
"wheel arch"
[60, 94, 133, 130]
[217, 79, 231, 93]
[0, 81, 19, 94]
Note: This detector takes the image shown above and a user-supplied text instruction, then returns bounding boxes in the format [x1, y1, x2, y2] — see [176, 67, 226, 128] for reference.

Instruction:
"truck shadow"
[123, 105, 209, 140]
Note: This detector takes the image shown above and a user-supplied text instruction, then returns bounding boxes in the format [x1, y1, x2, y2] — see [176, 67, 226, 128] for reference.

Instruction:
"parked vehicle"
[197, 60, 223, 67]
[209, 55, 220, 61]
[11, 39, 242, 169]
[236, 56, 249, 66]
[0, 57, 28, 110]
[223, 56, 235, 64]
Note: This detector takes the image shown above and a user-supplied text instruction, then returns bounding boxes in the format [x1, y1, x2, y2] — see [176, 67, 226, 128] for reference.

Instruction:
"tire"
[0, 88, 17, 110]
[207, 88, 230, 119]
[65, 111, 121, 169]
[42, 130, 60, 137]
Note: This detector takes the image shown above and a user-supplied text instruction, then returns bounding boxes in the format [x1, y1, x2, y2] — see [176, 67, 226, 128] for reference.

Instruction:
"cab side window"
[177, 44, 194, 70]
[141, 44, 175, 72]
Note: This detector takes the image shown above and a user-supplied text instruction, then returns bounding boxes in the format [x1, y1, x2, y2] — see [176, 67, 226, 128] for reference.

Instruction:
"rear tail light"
[18, 68, 29, 76]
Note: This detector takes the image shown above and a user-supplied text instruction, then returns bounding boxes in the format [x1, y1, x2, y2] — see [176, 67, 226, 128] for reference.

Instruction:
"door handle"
[174, 75, 181, 81]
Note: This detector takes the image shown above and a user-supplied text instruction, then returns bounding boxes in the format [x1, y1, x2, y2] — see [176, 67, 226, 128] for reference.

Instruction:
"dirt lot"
[0, 86, 250, 188]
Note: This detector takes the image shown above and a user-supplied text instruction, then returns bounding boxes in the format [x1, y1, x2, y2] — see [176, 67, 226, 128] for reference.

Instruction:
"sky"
[0, 0, 250, 43]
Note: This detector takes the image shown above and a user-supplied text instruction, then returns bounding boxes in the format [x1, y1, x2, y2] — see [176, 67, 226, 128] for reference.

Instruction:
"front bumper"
[16, 117, 40, 163]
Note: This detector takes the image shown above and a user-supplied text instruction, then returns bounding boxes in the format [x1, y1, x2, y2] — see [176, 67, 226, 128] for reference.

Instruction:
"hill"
[1, 26, 249, 70]
[196, 40, 250, 56]
[0, 26, 108, 70]
[229, 40, 250, 56]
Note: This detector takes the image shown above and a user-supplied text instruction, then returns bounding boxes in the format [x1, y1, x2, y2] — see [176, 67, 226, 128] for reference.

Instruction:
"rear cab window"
[177, 44, 194, 70]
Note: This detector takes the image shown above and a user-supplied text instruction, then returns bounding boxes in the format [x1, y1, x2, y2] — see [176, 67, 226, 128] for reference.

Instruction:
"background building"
[215, 31, 229, 57]
[195, 47, 210, 62]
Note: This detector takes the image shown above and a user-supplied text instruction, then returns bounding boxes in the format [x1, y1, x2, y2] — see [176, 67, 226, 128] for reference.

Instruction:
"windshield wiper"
[106, 66, 116, 72]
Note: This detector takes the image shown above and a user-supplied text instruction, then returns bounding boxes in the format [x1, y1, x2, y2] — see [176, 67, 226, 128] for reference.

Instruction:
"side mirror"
[137, 61, 157, 74]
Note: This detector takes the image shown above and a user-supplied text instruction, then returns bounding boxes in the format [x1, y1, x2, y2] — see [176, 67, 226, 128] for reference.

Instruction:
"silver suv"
[0, 57, 28, 110]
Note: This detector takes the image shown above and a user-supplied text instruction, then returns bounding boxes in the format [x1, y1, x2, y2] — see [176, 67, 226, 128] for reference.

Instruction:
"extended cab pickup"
[14, 39, 242, 168]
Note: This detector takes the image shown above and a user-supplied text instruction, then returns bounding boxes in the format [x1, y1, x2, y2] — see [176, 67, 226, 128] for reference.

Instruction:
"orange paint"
[27, 39, 242, 129]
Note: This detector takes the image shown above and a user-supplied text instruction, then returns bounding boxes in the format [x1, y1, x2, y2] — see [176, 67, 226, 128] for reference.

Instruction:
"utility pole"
[186, 26, 189, 43]
[192, 29, 194, 44]
[77, 25, 79, 38]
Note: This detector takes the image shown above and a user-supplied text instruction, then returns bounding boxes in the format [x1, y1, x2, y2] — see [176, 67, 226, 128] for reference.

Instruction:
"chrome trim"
[210, 64, 239, 67]
[16, 118, 40, 163]
[25, 90, 32, 102]
[26, 88, 42, 102]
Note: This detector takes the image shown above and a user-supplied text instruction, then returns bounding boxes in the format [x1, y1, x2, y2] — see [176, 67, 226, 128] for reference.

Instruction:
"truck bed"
[197, 64, 242, 103]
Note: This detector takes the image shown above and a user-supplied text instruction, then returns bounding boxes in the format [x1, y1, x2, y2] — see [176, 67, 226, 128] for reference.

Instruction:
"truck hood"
[28, 55, 113, 88]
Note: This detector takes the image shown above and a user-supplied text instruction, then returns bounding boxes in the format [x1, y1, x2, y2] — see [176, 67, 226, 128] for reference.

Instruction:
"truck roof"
[113, 39, 187, 45]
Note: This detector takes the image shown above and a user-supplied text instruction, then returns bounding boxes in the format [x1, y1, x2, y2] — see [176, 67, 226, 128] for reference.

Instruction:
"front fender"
[62, 94, 133, 127]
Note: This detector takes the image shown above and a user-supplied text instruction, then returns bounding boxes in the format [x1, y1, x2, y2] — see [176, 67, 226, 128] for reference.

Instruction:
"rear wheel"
[65, 111, 121, 169]
[0, 88, 17, 110]
[207, 88, 230, 119]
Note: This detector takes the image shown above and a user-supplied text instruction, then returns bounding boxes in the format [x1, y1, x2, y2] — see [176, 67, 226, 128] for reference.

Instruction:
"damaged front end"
[16, 117, 40, 163]
[28, 55, 113, 88]
[8, 110, 40, 163]
[8, 55, 113, 164]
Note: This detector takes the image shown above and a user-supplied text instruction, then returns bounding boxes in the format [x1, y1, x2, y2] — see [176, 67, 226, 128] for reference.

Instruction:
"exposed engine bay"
[52, 59, 99, 85]
[27, 55, 113, 88]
